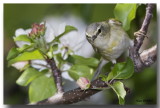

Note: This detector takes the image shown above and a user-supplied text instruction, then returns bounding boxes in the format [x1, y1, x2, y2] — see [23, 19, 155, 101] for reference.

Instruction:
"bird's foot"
[134, 30, 148, 38]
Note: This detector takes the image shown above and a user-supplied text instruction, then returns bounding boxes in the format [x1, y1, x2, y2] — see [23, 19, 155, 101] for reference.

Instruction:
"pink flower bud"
[29, 23, 45, 38]
[76, 77, 90, 90]
[31, 27, 38, 34]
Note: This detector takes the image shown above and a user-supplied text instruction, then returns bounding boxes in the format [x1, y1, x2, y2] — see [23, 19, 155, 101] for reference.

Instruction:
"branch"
[46, 57, 64, 93]
[35, 78, 109, 104]
[32, 4, 157, 105]
[36, 44, 157, 105]
[140, 45, 157, 66]
[129, 4, 156, 72]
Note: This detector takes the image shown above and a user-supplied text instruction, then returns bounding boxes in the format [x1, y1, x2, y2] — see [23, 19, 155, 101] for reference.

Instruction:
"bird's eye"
[97, 28, 101, 34]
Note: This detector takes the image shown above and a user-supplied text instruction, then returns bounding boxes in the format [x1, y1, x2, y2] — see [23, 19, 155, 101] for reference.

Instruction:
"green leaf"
[8, 50, 44, 66]
[16, 68, 48, 86]
[47, 44, 58, 59]
[57, 25, 77, 40]
[14, 35, 32, 42]
[107, 58, 134, 81]
[65, 25, 77, 32]
[17, 43, 35, 52]
[68, 64, 94, 81]
[29, 75, 57, 103]
[54, 53, 65, 68]
[38, 36, 48, 53]
[114, 4, 137, 31]
[54, 53, 63, 62]
[52, 44, 58, 51]
[110, 81, 126, 105]
[7, 47, 19, 60]
[99, 74, 108, 82]
[50, 25, 77, 43]
[67, 55, 99, 68]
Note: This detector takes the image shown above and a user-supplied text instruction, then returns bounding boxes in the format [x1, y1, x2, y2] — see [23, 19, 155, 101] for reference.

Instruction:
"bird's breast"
[96, 34, 129, 61]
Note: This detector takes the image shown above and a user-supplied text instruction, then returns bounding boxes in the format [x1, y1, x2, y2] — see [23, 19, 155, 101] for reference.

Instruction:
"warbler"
[85, 19, 131, 80]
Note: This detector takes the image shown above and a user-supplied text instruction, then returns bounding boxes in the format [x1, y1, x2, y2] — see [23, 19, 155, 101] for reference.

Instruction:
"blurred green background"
[4, 4, 157, 105]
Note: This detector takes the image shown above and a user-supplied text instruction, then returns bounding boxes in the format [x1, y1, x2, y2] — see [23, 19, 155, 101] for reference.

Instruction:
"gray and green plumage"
[86, 19, 132, 80]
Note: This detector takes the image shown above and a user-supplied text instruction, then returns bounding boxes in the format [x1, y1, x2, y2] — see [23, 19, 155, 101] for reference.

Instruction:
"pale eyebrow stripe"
[95, 25, 101, 37]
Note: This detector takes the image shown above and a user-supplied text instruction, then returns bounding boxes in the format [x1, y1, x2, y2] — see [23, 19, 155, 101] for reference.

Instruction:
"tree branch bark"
[140, 45, 157, 66]
[129, 3, 156, 72]
[46, 57, 64, 93]
[33, 3, 157, 105]
[35, 42, 157, 105]
[35, 78, 109, 105]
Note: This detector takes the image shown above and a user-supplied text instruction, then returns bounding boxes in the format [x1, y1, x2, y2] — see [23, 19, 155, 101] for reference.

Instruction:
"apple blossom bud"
[29, 23, 45, 38]
[76, 77, 90, 90]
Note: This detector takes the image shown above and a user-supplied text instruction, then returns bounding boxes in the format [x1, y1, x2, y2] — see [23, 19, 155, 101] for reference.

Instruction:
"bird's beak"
[92, 35, 97, 41]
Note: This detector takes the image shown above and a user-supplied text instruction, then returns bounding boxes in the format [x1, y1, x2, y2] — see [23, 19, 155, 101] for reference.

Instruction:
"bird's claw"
[134, 30, 148, 38]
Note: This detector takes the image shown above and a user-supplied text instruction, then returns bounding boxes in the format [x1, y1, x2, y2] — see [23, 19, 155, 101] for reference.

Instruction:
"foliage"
[68, 64, 94, 81]
[67, 55, 99, 68]
[106, 57, 134, 81]
[7, 24, 80, 103]
[8, 50, 44, 66]
[49, 25, 77, 43]
[16, 68, 48, 86]
[29, 75, 56, 103]
[114, 4, 137, 31]
[14, 35, 32, 42]
[110, 81, 126, 105]
[7, 22, 100, 103]
[100, 58, 134, 104]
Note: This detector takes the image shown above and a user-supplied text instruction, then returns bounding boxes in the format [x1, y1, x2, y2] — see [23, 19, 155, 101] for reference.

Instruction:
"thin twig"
[46, 57, 64, 93]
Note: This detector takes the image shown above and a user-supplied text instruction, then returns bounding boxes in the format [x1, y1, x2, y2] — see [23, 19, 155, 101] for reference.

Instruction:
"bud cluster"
[29, 23, 45, 38]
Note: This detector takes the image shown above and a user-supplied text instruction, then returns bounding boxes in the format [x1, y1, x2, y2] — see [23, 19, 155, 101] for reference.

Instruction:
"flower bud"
[29, 23, 45, 38]
[76, 77, 90, 90]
